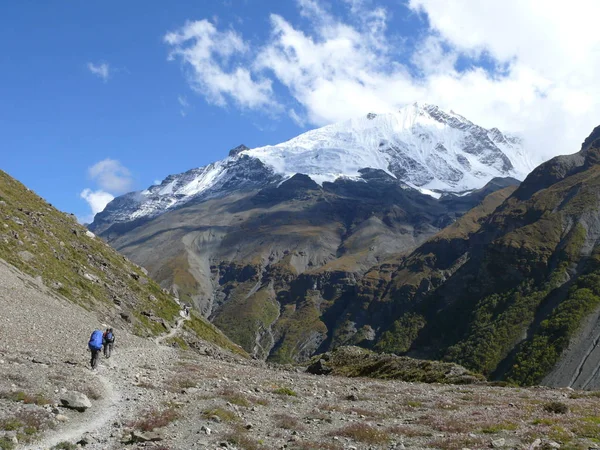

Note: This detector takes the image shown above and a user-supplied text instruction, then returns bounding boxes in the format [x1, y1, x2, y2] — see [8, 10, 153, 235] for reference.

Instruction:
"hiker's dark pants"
[104, 342, 114, 357]
[90, 348, 101, 369]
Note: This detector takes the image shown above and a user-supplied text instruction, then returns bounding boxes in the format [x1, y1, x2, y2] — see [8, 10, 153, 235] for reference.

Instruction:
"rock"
[492, 438, 506, 448]
[83, 272, 100, 283]
[85, 230, 96, 239]
[50, 281, 63, 290]
[306, 358, 332, 375]
[130, 272, 140, 281]
[544, 442, 560, 449]
[201, 425, 212, 435]
[210, 415, 222, 423]
[55, 414, 69, 422]
[529, 438, 542, 449]
[10, 436, 18, 445]
[346, 393, 359, 401]
[17, 250, 34, 262]
[120, 312, 132, 323]
[128, 430, 163, 443]
[60, 391, 92, 412]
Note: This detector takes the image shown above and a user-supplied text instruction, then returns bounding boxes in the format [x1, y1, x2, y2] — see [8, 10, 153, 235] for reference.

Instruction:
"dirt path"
[18, 320, 189, 450]
[154, 312, 189, 345]
[22, 366, 120, 450]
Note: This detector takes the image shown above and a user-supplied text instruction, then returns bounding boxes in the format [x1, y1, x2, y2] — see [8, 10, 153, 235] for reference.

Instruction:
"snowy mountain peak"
[90, 104, 538, 229]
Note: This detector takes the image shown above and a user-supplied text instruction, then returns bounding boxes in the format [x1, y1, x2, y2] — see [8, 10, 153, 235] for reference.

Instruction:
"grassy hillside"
[0, 170, 246, 357]
[365, 139, 600, 386]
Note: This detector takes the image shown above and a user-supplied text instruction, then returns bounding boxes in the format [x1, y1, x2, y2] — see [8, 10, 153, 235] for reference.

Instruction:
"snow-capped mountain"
[90, 103, 537, 230]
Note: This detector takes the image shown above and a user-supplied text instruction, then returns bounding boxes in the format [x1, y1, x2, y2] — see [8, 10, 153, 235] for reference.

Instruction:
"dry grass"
[387, 424, 432, 437]
[273, 413, 304, 430]
[224, 425, 265, 450]
[220, 388, 251, 407]
[427, 435, 488, 450]
[0, 390, 51, 405]
[293, 442, 343, 450]
[330, 422, 390, 445]
[128, 407, 179, 432]
[202, 407, 238, 423]
[544, 401, 569, 414]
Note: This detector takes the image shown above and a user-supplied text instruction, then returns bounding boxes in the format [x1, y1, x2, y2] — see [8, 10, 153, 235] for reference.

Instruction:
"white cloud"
[79, 188, 114, 223]
[167, 0, 600, 161]
[87, 62, 111, 82]
[79, 159, 133, 221]
[88, 159, 133, 194]
[164, 20, 275, 109]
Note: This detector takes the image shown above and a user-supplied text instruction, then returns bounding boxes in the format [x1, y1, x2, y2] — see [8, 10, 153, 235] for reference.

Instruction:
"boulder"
[60, 391, 92, 412]
[306, 358, 332, 375]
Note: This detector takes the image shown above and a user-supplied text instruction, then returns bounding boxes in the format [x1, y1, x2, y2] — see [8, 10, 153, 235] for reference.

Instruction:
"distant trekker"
[103, 328, 115, 358]
[88, 329, 103, 370]
[183, 304, 190, 317]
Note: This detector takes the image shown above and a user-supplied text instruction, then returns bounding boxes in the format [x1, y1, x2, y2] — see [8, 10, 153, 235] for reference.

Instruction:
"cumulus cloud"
[87, 159, 133, 194]
[87, 62, 111, 82]
[80, 189, 114, 217]
[164, 20, 274, 109]
[166, 0, 600, 162]
[80, 159, 133, 222]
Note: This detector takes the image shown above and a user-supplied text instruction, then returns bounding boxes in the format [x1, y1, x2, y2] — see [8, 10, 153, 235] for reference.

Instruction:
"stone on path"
[60, 391, 92, 412]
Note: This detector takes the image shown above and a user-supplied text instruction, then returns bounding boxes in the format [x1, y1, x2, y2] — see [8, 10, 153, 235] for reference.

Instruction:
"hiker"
[88, 329, 103, 370]
[183, 304, 190, 317]
[103, 328, 115, 358]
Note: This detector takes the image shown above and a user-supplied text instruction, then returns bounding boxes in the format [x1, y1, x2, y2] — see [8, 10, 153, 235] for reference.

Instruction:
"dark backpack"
[89, 330, 103, 350]
[105, 332, 114, 343]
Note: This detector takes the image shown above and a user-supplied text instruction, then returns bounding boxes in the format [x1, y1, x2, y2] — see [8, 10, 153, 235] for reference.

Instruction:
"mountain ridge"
[90, 103, 536, 235]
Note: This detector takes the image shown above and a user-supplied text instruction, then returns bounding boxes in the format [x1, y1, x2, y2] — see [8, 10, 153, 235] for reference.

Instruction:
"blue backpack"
[89, 330, 103, 350]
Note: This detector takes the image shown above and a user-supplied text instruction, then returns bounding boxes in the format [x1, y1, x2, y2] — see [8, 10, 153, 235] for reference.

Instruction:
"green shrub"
[544, 401, 569, 414]
[273, 387, 297, 397]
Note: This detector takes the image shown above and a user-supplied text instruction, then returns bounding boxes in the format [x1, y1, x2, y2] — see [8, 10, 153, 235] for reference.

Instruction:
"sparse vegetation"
[481, 422, 518, 433]
[273, 387, 297, 397]
[202, 407, 238, 423]
[273, 413, 303, 430]
[0, 390, 50, 405]
[221, 388, 251, 407]
[544, 401, 569, 414]
[330, 422, 390, 445]
[51, 443, 78, 450]
[0, 437, 14, 450]
[128, 407, 179, 432]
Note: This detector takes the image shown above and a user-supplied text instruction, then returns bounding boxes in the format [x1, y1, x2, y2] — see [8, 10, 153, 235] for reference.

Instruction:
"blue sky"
[2, 0, 599, 222]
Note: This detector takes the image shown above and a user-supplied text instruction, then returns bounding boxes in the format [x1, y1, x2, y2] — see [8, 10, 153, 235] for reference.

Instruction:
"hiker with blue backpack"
[103, 328, 115, 358]
[88, 329, 103, 370]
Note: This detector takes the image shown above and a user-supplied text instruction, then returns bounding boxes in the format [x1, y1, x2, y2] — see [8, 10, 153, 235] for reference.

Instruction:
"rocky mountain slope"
[2, 256, 598, 450]
[340, 125, 600, 388]
[93, 171, 519, 362]
[90, 103, 534, 236]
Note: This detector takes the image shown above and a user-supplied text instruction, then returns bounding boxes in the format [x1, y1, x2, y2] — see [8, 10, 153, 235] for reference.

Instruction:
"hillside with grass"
[0, 169, 245, 357]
